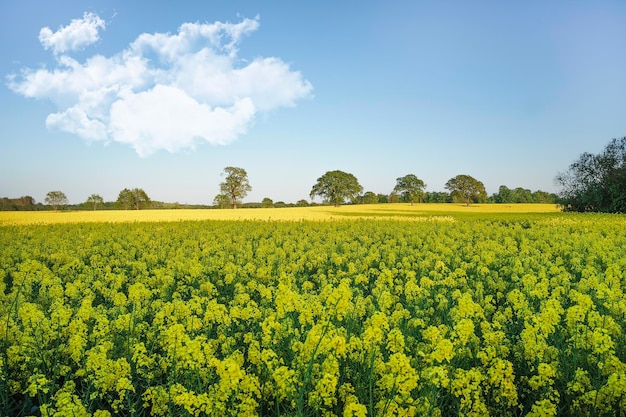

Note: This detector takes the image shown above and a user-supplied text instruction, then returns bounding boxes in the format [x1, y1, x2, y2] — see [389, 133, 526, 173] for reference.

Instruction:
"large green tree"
[117, 188, 151, 210]
[556, 136, 626, 212]
[444, 175, 487, 206]
[220, 167, 251, 209]
[45, 191, 68, 211]
[86, 194, 104, 210]
[394, 174, 426, 205]
[310, 170, 363, 206]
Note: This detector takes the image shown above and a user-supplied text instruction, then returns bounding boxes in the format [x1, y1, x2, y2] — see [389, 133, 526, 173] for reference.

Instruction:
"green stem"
[368, 349, 376, 417]
[297, 319, 331, 417]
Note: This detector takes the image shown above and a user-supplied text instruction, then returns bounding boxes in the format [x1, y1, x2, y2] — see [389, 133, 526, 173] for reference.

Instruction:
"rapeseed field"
[1, 206, 624, 416]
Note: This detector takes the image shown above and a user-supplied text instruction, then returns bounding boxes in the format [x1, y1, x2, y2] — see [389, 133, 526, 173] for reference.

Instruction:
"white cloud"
[109, 85, 256, 157]
[46, 105, 108, 142]
[39, 12, 106, 55]
[8, 14, 312, 156]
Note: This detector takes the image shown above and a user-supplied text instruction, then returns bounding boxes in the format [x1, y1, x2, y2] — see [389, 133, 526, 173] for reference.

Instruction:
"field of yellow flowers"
[0, 203, 559, 225]
[1, 209, 625, 416]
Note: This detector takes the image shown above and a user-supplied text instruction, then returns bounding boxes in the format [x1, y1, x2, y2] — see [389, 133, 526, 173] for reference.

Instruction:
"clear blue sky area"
[2, 1, 625, 204]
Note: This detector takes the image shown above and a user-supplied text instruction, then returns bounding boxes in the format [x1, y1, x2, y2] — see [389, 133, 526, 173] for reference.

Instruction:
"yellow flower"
[454, 318, 475, 346]
[527, 398, 557, 417]
[26, 373, 49, 397]
[272, 366, 296, 399]
[529, 363, 556, 390]
[344, 402, 367, 417]
[386, 328, 405, 354]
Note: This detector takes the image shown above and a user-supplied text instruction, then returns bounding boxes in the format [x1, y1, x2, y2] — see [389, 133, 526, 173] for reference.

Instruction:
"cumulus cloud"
[39, 12, 106, 55]
[8, 14, 313, 156]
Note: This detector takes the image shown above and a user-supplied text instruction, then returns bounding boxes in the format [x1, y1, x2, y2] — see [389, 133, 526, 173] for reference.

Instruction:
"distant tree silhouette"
[556, 136, 626, 212]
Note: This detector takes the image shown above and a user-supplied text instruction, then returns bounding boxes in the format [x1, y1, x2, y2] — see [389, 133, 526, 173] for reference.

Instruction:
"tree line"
[556, 136, 626, 213]
[2, 167, 563, 212]
[6, 133, 622, 212]
[212, 167, 556, 209]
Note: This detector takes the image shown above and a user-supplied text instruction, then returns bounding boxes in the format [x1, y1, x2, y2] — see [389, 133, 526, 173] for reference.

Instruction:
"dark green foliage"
[360, 191, 379, 204]
[0, 196, 41, 211]
[492, 186, 557, 204]
[423, 191, 452, 203]
[556, 137, 626, 212]
[116, 188, 151, 210]
[393, 174, 426, 205]
[444, 175, 487, 206]
[310, 170, 363, 206]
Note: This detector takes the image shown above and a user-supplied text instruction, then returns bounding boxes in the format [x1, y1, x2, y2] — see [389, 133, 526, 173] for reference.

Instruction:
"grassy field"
[0, 203, 561, 225]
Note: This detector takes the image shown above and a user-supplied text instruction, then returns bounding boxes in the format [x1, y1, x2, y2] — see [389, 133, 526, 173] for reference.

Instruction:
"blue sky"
[2, 1, 626, 205]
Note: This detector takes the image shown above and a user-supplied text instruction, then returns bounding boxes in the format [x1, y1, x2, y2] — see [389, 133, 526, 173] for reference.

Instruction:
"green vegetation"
[444, 175, 487, 206]
[86, 194, 104, 211]
[116, 188, 151, 210]
[44, 191, 68, 211]
[310, 170, 363, 206]
[219, 166, 252, 209]
[394, 174, 426, 205]
[556, 136, 626, 212]
[1, 212, 625, 416]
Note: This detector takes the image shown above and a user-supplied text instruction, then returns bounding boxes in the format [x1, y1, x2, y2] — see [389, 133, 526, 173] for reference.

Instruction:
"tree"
[45, 191, 68, 211]
[532, 190, 557, 204]
[512, 187, 533, 203]
[117, 188, 151, 210]
[86, 194, 104, 210]
[361, 191, 378, 204]
[1, 196, 37, 211]
[556, 137, 626, 212]
[445, 175, 487, 206]
[220, 167, 251, 209]
[494, 185, 513, 204]
[394, 174, 426, 205]
[377, 193, 389, 204]
[424, 191, 452, 203]
[296, 199, 310, 207]
[261, 197, 274, 208]
[310, 170, 363, 207]
[132, 189, 150, 210]
[213, 194, 231, 209]
[117, 189, 133, 210]
[388, 192, 401, 203]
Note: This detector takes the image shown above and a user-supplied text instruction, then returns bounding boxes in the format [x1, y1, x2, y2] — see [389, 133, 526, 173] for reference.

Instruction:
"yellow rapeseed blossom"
[2, 211, 625, 416]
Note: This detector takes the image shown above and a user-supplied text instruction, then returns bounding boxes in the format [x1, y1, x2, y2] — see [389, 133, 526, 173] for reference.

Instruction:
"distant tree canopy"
[445, 175, 487, 206]
[0, 196, 39, 211]
[360, 191, 379, 204]
[556, 137, 626, 212]
[117, 188, 151, 210]
[492, 186, 557, 204]
[45, 191, 68, 211]
[86, 194, 104, 210]
[310, 170, 363, 206]
[394, 174, 426, 205]
[388, 192, 401, 204]
[261, 197, 274, 208]
[220, 167, 251, 209]
[213, 193, 231, 209]
[424, 191, 452, 203]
